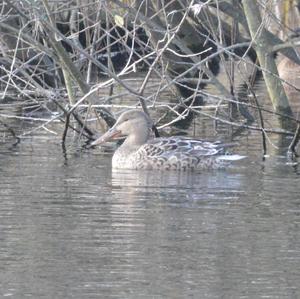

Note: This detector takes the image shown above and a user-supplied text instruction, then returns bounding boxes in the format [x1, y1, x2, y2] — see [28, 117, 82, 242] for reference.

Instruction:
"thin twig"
[288, 124, 300, 158]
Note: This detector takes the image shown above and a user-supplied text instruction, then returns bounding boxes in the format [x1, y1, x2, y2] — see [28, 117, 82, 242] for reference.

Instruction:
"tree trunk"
[242, 0, 293, 117]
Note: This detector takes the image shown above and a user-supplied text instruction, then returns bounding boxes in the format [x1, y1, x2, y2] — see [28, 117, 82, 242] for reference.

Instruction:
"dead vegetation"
[0, 0, 300, 155]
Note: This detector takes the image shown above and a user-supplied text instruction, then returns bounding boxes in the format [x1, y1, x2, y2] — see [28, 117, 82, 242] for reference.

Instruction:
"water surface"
[0, 133, 299, 298]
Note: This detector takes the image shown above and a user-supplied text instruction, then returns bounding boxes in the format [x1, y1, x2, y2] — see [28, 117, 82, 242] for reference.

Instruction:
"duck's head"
[91, 110, 153, 146]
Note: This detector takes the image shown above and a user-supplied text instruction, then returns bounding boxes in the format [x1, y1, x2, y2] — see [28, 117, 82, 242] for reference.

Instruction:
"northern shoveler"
[91, 110, 245, 170]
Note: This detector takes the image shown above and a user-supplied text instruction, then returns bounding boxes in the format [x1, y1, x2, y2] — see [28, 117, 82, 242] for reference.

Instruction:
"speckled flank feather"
[112, 137, 232, 170]
[92, 110, 245, 171]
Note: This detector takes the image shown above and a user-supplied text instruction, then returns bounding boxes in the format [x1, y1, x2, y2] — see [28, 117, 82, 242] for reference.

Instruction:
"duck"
[91, 110, 245, 171]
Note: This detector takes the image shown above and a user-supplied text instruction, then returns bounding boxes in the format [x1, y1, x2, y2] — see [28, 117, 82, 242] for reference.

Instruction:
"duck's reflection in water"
[107, 169, 258, 298]
[111, 168, 247, 203]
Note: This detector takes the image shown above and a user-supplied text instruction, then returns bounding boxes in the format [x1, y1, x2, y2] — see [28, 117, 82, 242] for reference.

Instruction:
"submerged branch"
[288, 124, 300, 157]
[0, 117, 20, 144]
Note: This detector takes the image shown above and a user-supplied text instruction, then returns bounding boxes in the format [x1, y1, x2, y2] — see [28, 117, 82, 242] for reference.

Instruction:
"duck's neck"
[120, 126, 150, 152]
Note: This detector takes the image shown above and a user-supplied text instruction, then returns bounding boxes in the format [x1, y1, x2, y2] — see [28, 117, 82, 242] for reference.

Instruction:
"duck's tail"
[216, 154, 246, 161]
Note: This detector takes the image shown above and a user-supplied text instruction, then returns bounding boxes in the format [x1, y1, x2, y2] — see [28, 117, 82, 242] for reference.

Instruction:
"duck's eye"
[123, 118, 129, 122]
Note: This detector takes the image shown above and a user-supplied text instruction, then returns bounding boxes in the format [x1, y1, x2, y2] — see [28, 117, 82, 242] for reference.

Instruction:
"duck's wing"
[134, 137, 242, 170]
[134, 137, 223, 170]
[146, 137, 224, 157]
[133, 137, 243, 170]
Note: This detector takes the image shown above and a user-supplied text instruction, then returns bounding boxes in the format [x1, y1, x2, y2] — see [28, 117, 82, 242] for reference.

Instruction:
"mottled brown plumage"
[92, 110, 245, 170]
